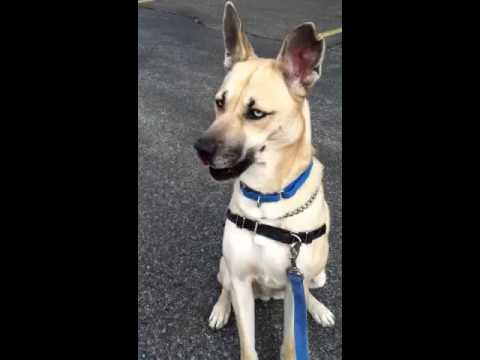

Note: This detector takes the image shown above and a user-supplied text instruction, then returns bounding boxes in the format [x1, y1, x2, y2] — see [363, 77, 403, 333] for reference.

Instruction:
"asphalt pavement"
[138, 1, 342, 359]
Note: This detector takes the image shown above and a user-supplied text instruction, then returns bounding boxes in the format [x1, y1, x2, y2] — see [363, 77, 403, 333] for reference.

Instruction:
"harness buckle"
[235, 215, 247, 229]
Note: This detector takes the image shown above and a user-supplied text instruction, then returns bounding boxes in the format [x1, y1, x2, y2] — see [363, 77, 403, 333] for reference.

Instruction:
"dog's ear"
[277, 23, 326, 97]
[223, 1, 256, 71]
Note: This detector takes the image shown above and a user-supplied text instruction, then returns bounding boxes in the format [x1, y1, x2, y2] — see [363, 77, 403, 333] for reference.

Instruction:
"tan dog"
[194, 2, 334, 359]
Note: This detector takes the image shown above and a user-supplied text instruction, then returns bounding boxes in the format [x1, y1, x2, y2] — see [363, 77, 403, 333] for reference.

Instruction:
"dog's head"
[194, 1, 326, 181]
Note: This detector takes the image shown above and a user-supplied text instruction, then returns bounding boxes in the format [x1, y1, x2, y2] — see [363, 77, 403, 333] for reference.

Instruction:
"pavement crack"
[245, 31, 282, 43]
[157, 8, 217, 31]
[154, 7, 342, 48]
[157, 7, 284, 42]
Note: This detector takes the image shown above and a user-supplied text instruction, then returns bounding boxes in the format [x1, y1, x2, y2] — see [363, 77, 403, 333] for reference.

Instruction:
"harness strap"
[226, 209, 326, 244]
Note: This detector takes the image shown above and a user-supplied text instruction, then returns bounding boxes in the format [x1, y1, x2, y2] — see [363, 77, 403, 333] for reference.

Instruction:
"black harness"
[226, 209, 327, 245]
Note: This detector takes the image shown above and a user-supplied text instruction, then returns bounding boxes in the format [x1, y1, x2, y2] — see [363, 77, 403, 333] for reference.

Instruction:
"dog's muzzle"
[194, 137, 254, 181]
[193, 137, 218, 166]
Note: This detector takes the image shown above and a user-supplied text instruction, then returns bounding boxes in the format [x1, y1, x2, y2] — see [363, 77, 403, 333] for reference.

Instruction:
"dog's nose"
[194, 137, 218, 165]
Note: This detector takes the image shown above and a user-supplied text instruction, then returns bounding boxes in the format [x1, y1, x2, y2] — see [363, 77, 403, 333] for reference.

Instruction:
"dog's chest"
[223, 220, 291, 288]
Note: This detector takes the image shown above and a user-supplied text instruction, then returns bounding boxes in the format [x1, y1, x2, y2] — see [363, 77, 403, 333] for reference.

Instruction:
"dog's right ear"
[223, 1, 256, 71]
[277, 23, 326, 97]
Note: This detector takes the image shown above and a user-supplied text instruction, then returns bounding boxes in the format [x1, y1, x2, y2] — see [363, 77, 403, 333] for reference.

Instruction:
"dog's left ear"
[223, 1, 256, 71]
[277, 23, 326, 97]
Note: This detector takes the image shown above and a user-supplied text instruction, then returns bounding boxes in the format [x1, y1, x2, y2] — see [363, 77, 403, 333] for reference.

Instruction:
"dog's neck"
[240, 100, 313, 194]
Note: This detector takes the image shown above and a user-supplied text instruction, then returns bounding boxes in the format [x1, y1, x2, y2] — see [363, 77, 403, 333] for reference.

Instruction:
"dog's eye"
[215, 91, 226, 110]
[215, 98, 224, 109]
[246, 108, 267, 120]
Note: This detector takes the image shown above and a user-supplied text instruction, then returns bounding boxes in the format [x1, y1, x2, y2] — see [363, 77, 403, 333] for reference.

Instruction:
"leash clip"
[289, 233, 302, 269]
[256, 196, 262, 208]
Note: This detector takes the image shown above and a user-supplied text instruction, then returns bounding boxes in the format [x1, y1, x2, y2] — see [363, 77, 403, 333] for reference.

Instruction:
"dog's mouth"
[208, 154, 254, 181]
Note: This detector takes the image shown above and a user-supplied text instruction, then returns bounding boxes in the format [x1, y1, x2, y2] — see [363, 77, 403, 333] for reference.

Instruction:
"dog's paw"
[208, 300, 231, 330]
[280, 342, 296, 360]
[308, 298, 335, 327]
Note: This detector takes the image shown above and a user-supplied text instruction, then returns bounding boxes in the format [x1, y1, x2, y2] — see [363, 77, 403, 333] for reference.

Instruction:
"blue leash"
[287, 239, 309, 360]
[288, 269, 309, 360]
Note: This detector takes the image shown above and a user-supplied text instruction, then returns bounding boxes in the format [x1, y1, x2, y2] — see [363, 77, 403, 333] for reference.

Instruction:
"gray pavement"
[146, 0, 342, 45]
[138, 1, 342, 359]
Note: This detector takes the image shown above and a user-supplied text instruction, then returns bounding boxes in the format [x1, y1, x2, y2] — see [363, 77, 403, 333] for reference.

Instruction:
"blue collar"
[240, 162, 314, 207]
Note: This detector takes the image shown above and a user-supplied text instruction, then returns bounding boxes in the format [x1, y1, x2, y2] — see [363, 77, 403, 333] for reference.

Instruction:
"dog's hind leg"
[306, 288, 335, 327]
[209, 257, 232, 329]
[309, 269, 327, 289]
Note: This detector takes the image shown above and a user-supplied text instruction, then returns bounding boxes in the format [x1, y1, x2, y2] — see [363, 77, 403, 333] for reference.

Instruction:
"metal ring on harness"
[290, 233, 302, 243]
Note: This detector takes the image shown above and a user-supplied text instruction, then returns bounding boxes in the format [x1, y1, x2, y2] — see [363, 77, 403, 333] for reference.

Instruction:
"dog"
[194, 2, 334, 359]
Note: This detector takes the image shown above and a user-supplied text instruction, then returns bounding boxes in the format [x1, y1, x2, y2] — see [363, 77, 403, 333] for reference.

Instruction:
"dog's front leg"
[231, 278, 257, 360]
[281, 283, 295, 360]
